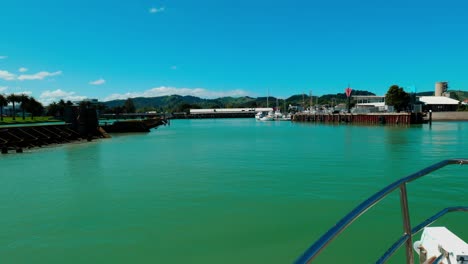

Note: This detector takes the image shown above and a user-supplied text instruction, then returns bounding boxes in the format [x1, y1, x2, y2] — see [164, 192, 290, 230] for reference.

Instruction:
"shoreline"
[430, 111, 468, 121]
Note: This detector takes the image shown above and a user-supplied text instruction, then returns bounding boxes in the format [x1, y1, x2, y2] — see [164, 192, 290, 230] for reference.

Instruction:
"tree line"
[2, 85, 464, 121]
[0, 93, 44, 121]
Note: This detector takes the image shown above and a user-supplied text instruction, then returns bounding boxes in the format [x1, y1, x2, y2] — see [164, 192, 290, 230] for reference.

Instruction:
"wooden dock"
[292, 113, 426, 125]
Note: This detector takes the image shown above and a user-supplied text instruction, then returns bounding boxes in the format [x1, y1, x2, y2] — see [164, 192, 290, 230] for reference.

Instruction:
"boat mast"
[267, 89, 269, 108]
[310, 90, 312, 111]
[302, 92, 305, 110]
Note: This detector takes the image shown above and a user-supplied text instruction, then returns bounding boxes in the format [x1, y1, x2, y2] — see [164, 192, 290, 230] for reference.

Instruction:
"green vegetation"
[0, 93, 46, 123]
[0, 116, 58, 124]
[450, 90, 468, 102]
[103, 90, 376, 113]
[0, 94, 7, 122]
[123, 98, 136, 113]
[385, 85, 410, 112]
[5, 87, 465, 119]
[6, 94, 20, 121]
[46, 100, 73, 117]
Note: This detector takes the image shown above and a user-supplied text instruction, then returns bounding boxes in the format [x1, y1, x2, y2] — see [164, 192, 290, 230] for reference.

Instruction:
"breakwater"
[101, 118, 168, 133]
[172, 112, 255, 119]
[292, 113, 425, 125]
[0, 118, 169, 154]
[0, 124, 83, 153]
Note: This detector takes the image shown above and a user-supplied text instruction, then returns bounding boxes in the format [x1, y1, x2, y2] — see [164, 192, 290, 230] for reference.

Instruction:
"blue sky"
[1, 0, 468, 104]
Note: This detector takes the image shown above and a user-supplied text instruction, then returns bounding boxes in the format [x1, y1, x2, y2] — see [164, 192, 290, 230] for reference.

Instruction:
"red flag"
[345, 87, 352, 98]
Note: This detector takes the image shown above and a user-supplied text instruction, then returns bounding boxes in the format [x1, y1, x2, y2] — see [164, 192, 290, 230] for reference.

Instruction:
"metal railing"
[295, 158, 468, 264]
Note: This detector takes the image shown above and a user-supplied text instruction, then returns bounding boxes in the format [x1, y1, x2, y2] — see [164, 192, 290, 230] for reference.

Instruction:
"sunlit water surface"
[1, 119, 467, 263]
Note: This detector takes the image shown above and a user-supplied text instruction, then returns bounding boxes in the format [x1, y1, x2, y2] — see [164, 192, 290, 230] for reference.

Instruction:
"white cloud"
[89, 78, 106, 85]
[39, 89, 87, 105]
[0, 86, 31, 96]
[0, 56, 7, 59]
[0, 69, 62, 81]
[0, 70, 16, 81]
[104, 86, 251, 101]
[149, 7, 165, 13]
[18, 70, 62, 81]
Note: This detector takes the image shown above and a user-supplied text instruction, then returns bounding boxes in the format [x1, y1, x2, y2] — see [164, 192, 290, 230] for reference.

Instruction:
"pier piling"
[0, 124, 92, 154]
[292, 113, 424, 125]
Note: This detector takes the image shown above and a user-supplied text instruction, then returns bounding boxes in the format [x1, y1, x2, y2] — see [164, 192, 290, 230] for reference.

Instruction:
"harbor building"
[418, 96, 459, 112]
[418, 82, 460, 112]
[174, 107, 275, 119]
[435, 81, 449, 96]
[354, 82, 460, 112]
[353, 96, 386, 112]
[189, 108, 272, 114]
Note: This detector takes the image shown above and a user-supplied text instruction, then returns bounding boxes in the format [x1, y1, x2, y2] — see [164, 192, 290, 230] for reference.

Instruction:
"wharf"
[0, 117, 169, 154]
[172, 112, 255, 119]
[292, 113, 426, 125]
[100, 118, 168, 133]
[0, 124, 84, 154]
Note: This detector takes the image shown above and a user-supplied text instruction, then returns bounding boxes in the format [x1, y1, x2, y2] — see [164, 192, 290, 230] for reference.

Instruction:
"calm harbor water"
[1, 119, 467, 263]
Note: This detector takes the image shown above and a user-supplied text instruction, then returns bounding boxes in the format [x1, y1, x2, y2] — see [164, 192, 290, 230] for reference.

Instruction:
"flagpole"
[346, 84, 352, 113]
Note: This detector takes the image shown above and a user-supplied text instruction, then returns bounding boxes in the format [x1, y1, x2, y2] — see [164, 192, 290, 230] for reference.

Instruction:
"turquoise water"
[1, 119, 467, 263]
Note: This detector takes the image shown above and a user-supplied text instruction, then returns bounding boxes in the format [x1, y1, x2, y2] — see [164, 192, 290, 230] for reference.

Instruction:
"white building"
[418, 96, 459, 112]
[190, 108, 273, 114]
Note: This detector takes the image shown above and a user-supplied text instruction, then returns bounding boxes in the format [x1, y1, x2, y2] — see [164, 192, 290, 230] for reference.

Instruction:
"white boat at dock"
[255, 110, 291, 121]
[256, 93, 291, 121]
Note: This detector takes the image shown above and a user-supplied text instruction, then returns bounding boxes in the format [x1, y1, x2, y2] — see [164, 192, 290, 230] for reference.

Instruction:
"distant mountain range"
[102, 90, 467, 113]
[103, 90, 376, 113]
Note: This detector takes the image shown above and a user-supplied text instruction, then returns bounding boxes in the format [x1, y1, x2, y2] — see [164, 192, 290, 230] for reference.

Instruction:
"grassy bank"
[0, 116, 61, 125]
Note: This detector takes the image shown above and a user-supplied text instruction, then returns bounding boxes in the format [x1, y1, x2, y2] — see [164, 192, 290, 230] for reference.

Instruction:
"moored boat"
[256, 110, 291, 121]
[255, 112, 265, 120]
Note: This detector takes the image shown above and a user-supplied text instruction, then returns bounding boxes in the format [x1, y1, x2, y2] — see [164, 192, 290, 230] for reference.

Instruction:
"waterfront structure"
[353, 82, 461, 113]
[353, 95, 386, 112]
[435, 82, 449, 96]
[177, 107, 275, 119]
[0, 124, 83, 153]
[415, 82, 460, 112]
[292, 112, 422, 125]
[418, 96, 459, 112]
[189, 108, 272, 114]
[287, 105, 305, 113]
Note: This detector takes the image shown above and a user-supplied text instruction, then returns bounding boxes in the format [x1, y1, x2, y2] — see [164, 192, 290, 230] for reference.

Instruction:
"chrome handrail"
[295, 158, 468, 264]
[377, 206, 468, 263]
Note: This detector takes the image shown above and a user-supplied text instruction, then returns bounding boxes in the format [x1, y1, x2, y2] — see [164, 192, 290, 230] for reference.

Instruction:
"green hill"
[449, 90, 468, 101]
[416, 90, 467, 101]
[107, 89, 468, 113]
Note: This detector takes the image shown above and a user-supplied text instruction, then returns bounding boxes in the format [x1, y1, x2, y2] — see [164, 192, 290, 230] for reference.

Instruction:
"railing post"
[399, 184, 414, 264]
